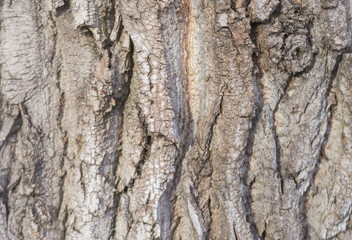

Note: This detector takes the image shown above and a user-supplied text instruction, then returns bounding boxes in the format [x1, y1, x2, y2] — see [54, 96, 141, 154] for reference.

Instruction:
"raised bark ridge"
[0, 0, 351, 239]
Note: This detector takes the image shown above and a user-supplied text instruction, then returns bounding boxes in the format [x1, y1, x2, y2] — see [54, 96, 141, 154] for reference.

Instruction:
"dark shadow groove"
[240, 17, 266, 240]
[0, 110, 23, 225]
[107, 35, 135, 240]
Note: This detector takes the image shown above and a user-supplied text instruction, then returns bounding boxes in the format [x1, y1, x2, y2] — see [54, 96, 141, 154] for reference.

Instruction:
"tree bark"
[0, 0, 351, 239]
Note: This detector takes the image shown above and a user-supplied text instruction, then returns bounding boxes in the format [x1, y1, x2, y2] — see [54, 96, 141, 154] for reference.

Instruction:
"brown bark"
[0, 0, 351, 239]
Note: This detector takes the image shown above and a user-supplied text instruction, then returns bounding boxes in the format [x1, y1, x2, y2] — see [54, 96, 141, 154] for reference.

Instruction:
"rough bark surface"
[0, 0, 351, 239]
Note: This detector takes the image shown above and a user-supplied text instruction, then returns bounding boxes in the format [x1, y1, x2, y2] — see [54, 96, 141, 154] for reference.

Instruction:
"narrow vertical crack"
[57, 170, 67, 226]
[202, 85, 225, 163]
[272, 94, 284, 194]
[123, 103, 152, 191]
[61, 206, 68, 240]
[53, 31, 69, 238]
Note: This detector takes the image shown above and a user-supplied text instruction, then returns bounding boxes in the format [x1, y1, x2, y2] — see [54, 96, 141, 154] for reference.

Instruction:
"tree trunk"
[0, 0, 351, 239]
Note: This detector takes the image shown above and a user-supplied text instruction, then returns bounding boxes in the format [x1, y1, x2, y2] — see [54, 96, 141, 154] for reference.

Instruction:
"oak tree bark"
[0, 0, 351, 239]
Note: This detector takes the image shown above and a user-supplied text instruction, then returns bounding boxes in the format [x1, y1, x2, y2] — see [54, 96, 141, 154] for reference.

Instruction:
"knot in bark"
[283, 34, 313, 74]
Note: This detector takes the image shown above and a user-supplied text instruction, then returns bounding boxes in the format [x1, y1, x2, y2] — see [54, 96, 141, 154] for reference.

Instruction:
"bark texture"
[0, 0, 351, 239]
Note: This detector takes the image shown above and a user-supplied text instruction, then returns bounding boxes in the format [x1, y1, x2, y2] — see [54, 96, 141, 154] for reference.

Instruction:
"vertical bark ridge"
[299, 53, 344, 239]
[158, 1, 194, 238]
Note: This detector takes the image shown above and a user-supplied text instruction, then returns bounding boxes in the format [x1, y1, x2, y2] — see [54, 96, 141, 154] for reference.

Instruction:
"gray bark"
[0, 0, 351, 239]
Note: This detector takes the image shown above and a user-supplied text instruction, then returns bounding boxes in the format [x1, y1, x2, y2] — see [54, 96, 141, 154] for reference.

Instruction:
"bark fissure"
[127, 103, 152, 191]
[104, 19, 134, 237]
[241, 21, 265, 240]
[0, 112, 22, 225]
[202, 86, 225, 162]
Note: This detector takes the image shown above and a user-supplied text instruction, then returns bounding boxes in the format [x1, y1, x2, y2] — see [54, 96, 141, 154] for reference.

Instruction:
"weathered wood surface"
[0, 0, 351, 239]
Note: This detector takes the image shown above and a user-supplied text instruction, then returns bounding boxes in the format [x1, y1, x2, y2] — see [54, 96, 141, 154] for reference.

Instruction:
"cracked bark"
[1, 0, 352, 239]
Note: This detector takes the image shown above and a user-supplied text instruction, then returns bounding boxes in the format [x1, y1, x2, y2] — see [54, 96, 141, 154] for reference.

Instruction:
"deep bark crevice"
[109, 36, 134, 239]
[202, 86, 225, 163]
[240, 17, 266, 240]
[0, 111, 22, 225]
